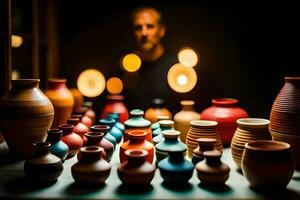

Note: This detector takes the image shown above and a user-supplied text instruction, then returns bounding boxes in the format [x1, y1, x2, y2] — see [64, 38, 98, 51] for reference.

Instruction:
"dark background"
[12, 1, 300, 118]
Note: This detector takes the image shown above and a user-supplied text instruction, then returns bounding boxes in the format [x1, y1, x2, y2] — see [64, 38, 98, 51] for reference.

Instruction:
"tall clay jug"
[45, 78, 74, 128]
[174, 100, 200, 143]
[145, 98, 172, 123]
[100, 95, 129, 123]
[0, 79, 54, 158]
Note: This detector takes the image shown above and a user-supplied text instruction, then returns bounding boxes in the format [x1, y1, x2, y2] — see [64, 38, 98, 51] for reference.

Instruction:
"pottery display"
[90, 125, 114, 162]
[46, 129, 69, 161]
[100, 94, 129, 123]
[145, 98, 173, 124]
[124, 109, 152, 143]
[73, 108, 93, 128]
[196, 150, 230, 185]
[151, 115, 170, 133]
[71, 146, 111, 185]
[241, 140, 294, 189]
[120, 130, 154, 164]
[186, 120, 223, 158]
[231, 118, 272, 169]
[269, 77, 300, 170]
[192, 138, 216, 165]
[153, 120, 175, 145]
[106, 112, 125, 135]
[83, 101, 96, 125]
[24, 142, 63, 182]
[201, 98, 249, 146]
[174, 100, 200, 143]
[98, 118, 121, 144]
[155, 130, 187, 165]
[45, 78, 74, 128]
[158, 148, 194, 184]
[69, 88, 84, 111]
[59, 124, 83, 158]
[0, 79, 54, 158]
[117, 149, 156, 185]
[67, 117, 89, 144]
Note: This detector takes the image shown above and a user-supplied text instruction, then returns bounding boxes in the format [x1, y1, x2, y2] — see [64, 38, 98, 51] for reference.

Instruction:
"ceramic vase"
[269, 77, 300, 170]
[73, 108, 93, 128]
[46, 129, 69, 161]
[186, 120, 223, 158]
[106, 112, 125, 135]
[120, 130, 154, 163]
[24, 142, 63, 182]
[98, 118, 119, 145]
[100, 94, 129, 123]
[151, 115, 170, 133]
[117, 149, 156, 186]
[67, 116, 89, 145]
[71, 146, 111, 185]
[0, 79, 54, 158]
[241, 140, 294, 189]
[124, 109, 152, 143]
[196, 150, 230, 185]
[59, 124, 83, 158]
[153, 120, 175, 145]
[45, 78, 74, 128]
[145, 98, 173, 124]
[192, 138, 216, 165]
[231, 118, 272, 170]
[174, 100, 200, 143]
[201, 98, 249, 146]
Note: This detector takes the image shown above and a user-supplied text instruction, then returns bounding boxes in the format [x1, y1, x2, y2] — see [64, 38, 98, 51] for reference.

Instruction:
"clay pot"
[120, 130, 154, 164]
[46, 129, 69, 161]
[45, 78, 74, 128]
[186, 120, 223, 158]
[192, 138, 216, 165]
[201, 98, 249, 146]
[69, 88, 84, 111]
[117, 149, 156, 186]
[0, 79, 54, 158]
[151, 115, 170, 133]
[241, 140, 294, 189]
[153, 120, 175, 145]
[174, 100, 200, 143]
[124, 109, 152, 143]
[24, 142, 63, 183]
[67, 117, 89, 145]
[59, 124, 83, 158]
[106, 112, 125, 135]
[269, 77, 300, 170]
[83, 101, 96, 126]
[100, 95, 129, 123]
[71, 146, 111, 185]
[145, 98, 173, 124]
[231, 118, 272, 170]
[73, 108, 93, 129]
[90, 125, 114, 162]
[196, 150, 230, 185]
[98, 118, 118, 145]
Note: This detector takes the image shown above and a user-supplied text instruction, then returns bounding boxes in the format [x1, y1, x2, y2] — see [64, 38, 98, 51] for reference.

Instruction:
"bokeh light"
[77, 68, 106, 97]
[106, 77, 123, 94]
[178, 47, 198, 67]
[12, 35, 23, 48]
[167, 63, 197, 93]
[122, 53, 141, 72]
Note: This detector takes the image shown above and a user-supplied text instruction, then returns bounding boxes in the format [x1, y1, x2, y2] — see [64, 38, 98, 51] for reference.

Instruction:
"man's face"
[133, 9, 165, 52]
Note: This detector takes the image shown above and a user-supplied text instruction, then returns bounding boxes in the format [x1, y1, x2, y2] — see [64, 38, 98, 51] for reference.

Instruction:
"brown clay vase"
[24, 142, 63, 183]
[174, 100, 200, 143]
[71, 146, 111, 185]
[192, 138, 216, 165]
[117, 149, 156, 186]
[59, 124, 83, 158]
[196, 150, 230, 185]
[45, 78, 74, 128]
[145, 98, 173, 123]
[0, 79, 54, 158]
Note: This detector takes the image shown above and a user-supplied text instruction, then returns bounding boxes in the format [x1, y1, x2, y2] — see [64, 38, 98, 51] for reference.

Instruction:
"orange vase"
[145, 98, 173, 123]
[45, 78, 74, 128]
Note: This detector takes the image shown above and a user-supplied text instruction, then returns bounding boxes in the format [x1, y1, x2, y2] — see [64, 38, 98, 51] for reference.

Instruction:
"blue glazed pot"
[106, 113, 125, 133]
[153, 120, 174, 145]
[46, 129, 69, 162]
[98, 118, 118, 146]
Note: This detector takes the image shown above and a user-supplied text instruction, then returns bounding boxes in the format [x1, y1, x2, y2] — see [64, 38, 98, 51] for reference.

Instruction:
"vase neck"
[168, 151, 185, 163]
[46, 129, 62, 142]
[204, 150, 222, 167]
[48, 79, 66, 89]
[11, 79, 40, 91]
[91, 125, 109, 135]
[125, 149, 148, 166]
[33, 142, 51, 156]
[80, 146, 102, 163]
[212, 98, 238, 107]
[85, 132, 103, 146]
[59, 124, 74, 135]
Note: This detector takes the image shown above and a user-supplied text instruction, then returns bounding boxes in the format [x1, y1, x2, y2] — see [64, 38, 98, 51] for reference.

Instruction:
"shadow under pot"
[241, 140, 294, 189]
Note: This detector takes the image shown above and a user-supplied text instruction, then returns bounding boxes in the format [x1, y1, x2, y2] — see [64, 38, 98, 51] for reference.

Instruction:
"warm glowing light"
[77, 68, 106, 97]
[122, 53, 141, 72]
[106, 77, 123, 94]
[167, 63, 197, 93]
[12, 35, 23, 48]
[178, 47, 198, 67]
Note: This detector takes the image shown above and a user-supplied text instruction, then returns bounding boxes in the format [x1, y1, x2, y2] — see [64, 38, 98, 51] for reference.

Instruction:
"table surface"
[0, 141, 299, 200]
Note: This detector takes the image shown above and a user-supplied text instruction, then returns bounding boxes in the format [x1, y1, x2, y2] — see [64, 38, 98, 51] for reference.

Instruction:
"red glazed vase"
[59, 124, 83, 158]
[73, 108, 93, 128]
[120, 130, 154, 164]
[100, 95, 129, 123]
[201, 98, 249, 146]
[67, 117, 89, 145]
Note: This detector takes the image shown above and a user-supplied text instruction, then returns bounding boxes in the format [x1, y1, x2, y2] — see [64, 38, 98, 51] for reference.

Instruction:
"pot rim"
[245, 140, 290, 151]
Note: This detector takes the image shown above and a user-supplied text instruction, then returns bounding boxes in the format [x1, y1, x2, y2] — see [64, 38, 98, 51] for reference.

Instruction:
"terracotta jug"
[0, 79, 54, 158]
[145, 98, 172, 124]
[46, 129, 69, 162]
[100, 94, 129, 123]
[201, 98, 249, 146]
[45, 78, 74, 128]
[117, 149, 156, 186]
[59, 124, 83, 158]
[71, 146, 111, 185]
[174, 100, 200, 143]
[24, 142, 63, 183]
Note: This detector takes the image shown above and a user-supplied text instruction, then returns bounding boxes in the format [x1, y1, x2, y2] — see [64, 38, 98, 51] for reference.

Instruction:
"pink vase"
[100, 95, 129, 123]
